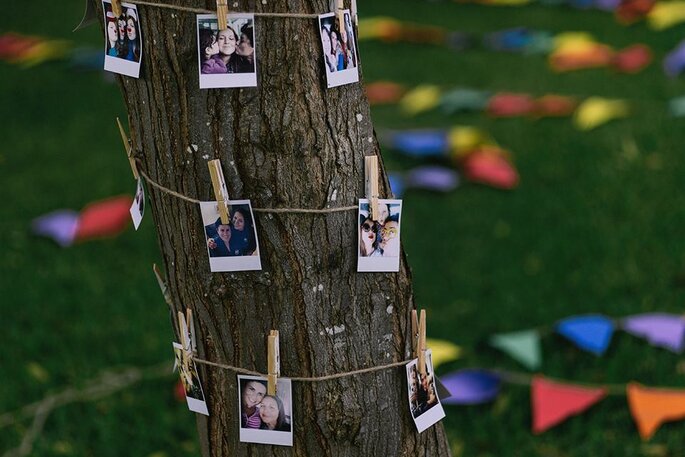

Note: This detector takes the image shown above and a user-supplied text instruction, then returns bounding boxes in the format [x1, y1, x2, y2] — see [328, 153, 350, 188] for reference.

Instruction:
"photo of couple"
[102, 1, 142, 78]
[406, 350, 445, 433]
[238, 376, 293, 446]
[319, 10, 359, 87]
[200, 200, 261, 272]
[357, 199, 402, 272]
[196, 14, 257, 88]
[173, 342, 209, 416]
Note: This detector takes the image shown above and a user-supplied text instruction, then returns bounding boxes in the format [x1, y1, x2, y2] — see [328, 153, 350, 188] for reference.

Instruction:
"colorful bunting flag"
[462, 148, 519, 189]
[647, 1, 685, 30]
[387, 166, 461, 197]
[621, 313, 685, 353]
[399, 85, 442, 115]
[382, 129, 449, 157]
[487, 92, 536, 117]
[74, 195, 134, 242]
[573, 97, 629, 130]
[426, 338, 463, 368]
[365, 81, 406, 105]
[556, 315, 615, 355]
[627, 383, 685, 440]
[489, 330, 541, 370]
[31, 210, 80, 247]
[532, 376, 607, 434]
[441, 369, 502, 405]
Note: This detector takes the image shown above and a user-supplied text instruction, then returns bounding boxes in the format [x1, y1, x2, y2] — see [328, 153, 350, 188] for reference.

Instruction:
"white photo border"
[237, 375, 293, 447]
[406, 349, 446, 433]
[173, 342, 209, 416]
[102, 0, 142, 78]
[200, 200, 262, 272]
[318, 11, 359, 88]
[357, 198, 402, 272]
[196, 14, 257, 89]
[129, 177, 145, 230]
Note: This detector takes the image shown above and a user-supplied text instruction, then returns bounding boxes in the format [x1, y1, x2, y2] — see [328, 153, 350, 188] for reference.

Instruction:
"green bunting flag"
[489, 330, 541, 370]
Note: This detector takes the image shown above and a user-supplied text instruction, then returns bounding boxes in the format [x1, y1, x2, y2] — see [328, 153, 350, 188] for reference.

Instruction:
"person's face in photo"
[218, 29, 237, 56]
[360, 218, 377, 254]
[127, 18, 137, 40]
[381, 220, 398, 241]
[205, 33, 219, 58]
[107, 21, 118, 44]
[217, 224, 231, 243]
[237, 33, 253, 56]
[232, 211, 245, 231]
[379, 205, 390, 224]
[321, 27, 331, 54]
[259, 396, 280, 428]
[118, 18, 126, 39]
[242, 381, 266, 409]
[331, 30, 339, 51]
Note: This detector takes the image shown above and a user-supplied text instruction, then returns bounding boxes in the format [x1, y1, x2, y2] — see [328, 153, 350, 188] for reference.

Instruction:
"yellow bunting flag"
[573, 97, 629, 131]
[627, 382, 685, 440]
[446, 126, 496, 160]
[647, 2, 685, 30]
[425, 338, 462, 369]
[399, 85, 442, 116]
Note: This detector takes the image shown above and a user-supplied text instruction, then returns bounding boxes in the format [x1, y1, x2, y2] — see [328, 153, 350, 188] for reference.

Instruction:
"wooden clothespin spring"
[335, 0, 345, 29]
[364, 155, 381, 221]
[216, 0, 229, 31]
[207, 159, 231, 224]
[267, 330, 280, 395]
[411, 310, 427, 376]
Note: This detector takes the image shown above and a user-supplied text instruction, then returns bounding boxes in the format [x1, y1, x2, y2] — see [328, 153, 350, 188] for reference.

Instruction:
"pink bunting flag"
[611, 44, 652, 73]
[532, 376, 607, 434]
[487, 93, 535, 117]
[74, 195, 133, 242]
[461, 148, 519, 189]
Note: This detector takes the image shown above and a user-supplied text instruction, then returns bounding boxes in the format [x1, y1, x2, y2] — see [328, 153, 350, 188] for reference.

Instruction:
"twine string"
[132, 0, 321, 18]
[192, 356, 413, 382]
[137, 167, 357, 214]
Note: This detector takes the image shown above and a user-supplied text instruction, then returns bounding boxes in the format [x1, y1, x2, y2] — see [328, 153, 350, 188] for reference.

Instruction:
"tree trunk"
[105, 0, 451, 455]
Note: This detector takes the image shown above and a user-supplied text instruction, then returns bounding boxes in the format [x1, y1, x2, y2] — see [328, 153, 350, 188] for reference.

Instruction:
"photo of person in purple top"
[240, 379, 266, 429]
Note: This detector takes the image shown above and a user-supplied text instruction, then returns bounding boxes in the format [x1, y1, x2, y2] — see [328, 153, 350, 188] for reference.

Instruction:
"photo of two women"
[197, 16, 255, 76]
[238, 375, 293, 446]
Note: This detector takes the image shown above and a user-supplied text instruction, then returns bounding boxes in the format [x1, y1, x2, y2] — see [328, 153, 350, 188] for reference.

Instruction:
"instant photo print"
[196, 14, 257, 89]
[406, 349, 446, 433]
[318, 10, 359, 88]
[102, 0, 142, 78]
[200, 200, 261, 272]
[238, 375, 293, 447]
[173, 342, 209, 416]
[357, 199, 402, 272]
[129, 177, 145, 230]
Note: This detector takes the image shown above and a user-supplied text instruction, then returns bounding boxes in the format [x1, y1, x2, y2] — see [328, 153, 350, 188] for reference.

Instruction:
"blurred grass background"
[3, 0, 685, 455]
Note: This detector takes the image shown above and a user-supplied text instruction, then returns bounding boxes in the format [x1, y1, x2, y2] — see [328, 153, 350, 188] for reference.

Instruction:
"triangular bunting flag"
[426, 338, 462, 369]
[489, 330, 541, 370]
[621, 313, 685, 353]
[441, 369, 502, 405]
[627, 383, 685, 440]
[556, 315, 615, 355]
[532, 376, 607, 434]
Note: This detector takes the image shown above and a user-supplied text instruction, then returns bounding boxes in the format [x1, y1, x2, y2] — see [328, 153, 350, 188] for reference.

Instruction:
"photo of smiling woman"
[357, 199, 402, 272]
[238, 375, 293, 446]
[196, 14, 257, 89]
[200, 200, 261, 272]
[102, 0, 142, 78]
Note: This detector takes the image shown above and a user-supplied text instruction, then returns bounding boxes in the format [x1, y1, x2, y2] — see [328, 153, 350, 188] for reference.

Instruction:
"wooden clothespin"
[152, 263, 173, 308]
[207, 159, 231, 224]
[411, 310, 427, 376]
[364, 155, 381, 221]
[335, 0, 345, 28]
[267, 330, 280, 395]
[111, 0, 123, 17]
[351, 0, 358, 27]
[216, 0, 229, 31]
[177, 309, 197, 354]
[116, 117, 138, 180]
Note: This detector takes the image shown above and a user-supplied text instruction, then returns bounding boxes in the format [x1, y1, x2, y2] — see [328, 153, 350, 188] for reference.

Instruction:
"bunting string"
[137, 167, 358, 214]
[192, 355, 414, 382]
[131, 0, 320, 18]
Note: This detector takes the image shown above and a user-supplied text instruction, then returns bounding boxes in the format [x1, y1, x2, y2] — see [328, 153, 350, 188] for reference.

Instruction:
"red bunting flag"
[532, 376, 607, 434]
[627, 383, 685, 440]
[74, 195, 133, 242]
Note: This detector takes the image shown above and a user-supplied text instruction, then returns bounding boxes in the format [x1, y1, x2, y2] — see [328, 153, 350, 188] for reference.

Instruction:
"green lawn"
[3, 0, 685, 455]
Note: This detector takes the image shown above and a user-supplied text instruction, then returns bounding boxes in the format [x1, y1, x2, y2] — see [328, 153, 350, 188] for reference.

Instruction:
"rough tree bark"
[103, 0, 451, 455]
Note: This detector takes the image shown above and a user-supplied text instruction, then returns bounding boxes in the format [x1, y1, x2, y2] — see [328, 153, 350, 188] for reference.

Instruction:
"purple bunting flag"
[622, 313, 685, 353]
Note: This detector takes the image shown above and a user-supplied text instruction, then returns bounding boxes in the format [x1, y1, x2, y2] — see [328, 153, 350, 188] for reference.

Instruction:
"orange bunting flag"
[627, 383, 685, 440]
[532, 376, 607, 434]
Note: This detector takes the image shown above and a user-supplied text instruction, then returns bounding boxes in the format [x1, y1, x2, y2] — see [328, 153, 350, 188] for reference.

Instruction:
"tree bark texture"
[104, 0, 451, 455]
